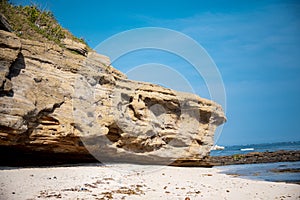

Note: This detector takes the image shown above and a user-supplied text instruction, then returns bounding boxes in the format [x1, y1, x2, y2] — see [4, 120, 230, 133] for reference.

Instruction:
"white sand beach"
[0, 164, 299, 200]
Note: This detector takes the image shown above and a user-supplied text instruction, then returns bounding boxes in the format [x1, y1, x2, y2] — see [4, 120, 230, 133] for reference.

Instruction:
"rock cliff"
[0, 6, 226, 166]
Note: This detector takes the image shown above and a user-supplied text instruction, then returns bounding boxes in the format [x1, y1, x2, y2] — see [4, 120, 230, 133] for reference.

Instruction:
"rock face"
[62, 38, 88, 56]
[0, 29, 226, 165]
[0, 13, 12, 32]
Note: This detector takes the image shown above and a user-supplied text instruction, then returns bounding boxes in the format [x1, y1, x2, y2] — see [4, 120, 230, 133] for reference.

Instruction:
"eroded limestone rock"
[0, 30, 226, 165]
[62, 38, 88, 56]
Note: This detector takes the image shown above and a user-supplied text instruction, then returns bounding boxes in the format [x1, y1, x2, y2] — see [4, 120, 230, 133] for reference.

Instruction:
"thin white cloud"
[137, 2, 300, 71]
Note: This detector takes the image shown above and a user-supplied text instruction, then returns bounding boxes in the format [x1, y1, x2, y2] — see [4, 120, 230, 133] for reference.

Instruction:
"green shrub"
[0, 0, 88, 49]
[23, 5, 40, 23]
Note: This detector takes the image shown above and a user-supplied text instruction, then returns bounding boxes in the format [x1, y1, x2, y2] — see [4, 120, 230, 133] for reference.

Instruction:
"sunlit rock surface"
[0, 28, 226, 166]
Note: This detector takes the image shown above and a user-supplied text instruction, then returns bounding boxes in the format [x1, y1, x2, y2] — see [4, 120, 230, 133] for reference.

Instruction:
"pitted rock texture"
[0, 29, 226, 165]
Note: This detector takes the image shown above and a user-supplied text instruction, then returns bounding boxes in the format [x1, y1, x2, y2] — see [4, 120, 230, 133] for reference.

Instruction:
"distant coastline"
[208, 150, 300, 166]
[209, 141, 300, 165]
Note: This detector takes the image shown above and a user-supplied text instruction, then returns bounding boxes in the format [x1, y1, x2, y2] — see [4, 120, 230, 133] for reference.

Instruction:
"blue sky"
[11, 0, 300, 145]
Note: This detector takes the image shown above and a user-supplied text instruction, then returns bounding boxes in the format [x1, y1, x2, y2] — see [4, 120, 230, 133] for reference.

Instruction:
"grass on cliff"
[0, 0, 89, 48]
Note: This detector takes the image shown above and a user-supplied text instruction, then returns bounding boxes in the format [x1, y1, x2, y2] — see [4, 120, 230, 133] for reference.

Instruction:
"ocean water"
[216, 161, 300, 184]
[212, 141, 300, 184]
[210, 141, 300, 157]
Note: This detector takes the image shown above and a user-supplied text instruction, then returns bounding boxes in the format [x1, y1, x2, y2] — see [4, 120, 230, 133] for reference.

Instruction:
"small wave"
[240, 148, 254, 151]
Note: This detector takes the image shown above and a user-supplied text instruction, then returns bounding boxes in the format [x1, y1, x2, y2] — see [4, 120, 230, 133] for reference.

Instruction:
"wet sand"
[0, 164, 299, 200]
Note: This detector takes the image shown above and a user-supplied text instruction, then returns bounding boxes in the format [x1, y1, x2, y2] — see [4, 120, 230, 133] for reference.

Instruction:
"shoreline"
[1, 145, 299, 167]
[216, 161, 300, 185]
[1, 164, 300, 200]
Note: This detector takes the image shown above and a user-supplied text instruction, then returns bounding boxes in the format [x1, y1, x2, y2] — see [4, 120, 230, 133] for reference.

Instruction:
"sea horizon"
[211, 141, 300, 157]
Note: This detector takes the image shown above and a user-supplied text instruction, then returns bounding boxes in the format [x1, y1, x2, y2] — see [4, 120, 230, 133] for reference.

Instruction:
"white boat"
[240, 148, 254, 151]
[212, 145, 225, 150]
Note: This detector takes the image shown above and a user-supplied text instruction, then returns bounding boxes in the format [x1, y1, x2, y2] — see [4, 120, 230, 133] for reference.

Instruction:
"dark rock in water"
[208, 150, 300, 166]
[270, 168, 300, 173]
[167, 150, 300, 167]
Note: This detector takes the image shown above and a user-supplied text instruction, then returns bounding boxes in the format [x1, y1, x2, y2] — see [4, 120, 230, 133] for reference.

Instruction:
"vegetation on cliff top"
[0, 0, 89, 48]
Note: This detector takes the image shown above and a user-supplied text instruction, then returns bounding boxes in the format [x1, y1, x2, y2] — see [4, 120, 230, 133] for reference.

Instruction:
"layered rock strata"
[0, 28, 226, 165]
